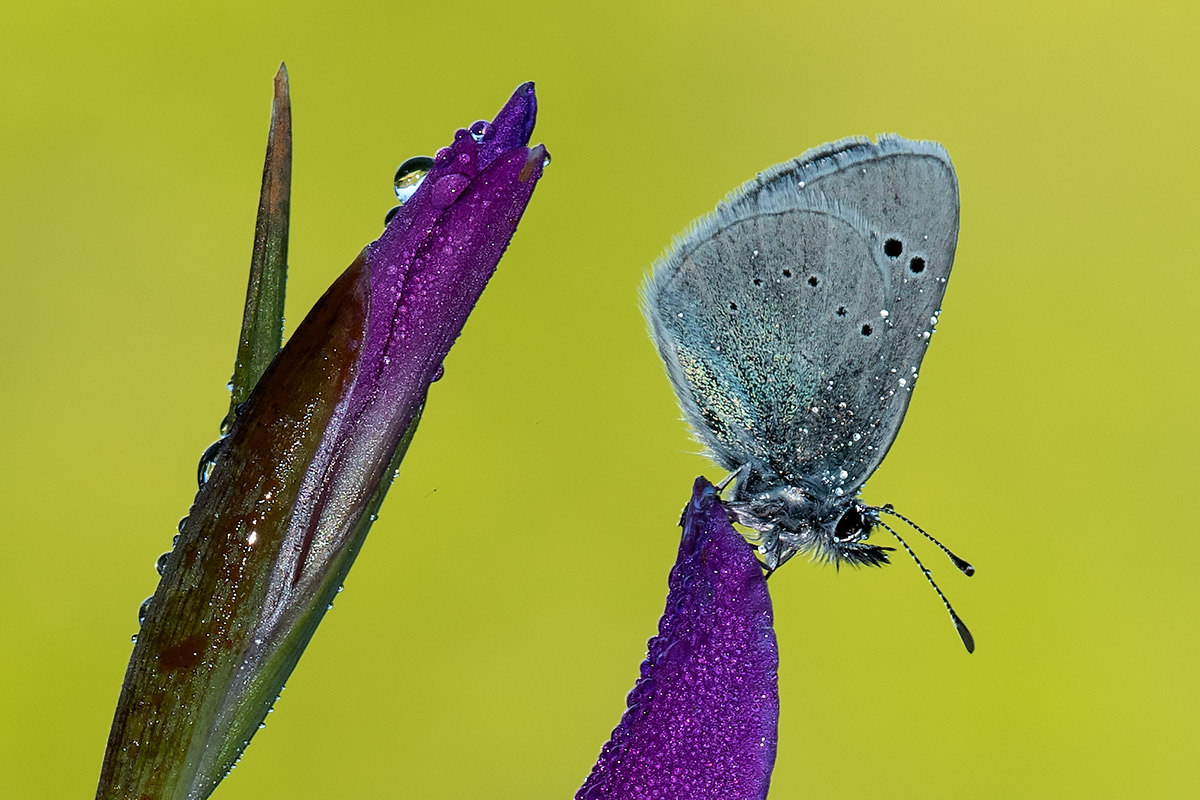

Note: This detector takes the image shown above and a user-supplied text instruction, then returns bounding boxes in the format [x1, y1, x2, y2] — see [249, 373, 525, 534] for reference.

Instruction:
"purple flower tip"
[481, 80, 537, 160]
[578, 477, 779, 800]
[351, 82, 546, 446]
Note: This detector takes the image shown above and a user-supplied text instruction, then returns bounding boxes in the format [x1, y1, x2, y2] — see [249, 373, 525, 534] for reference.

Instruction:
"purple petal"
[578, 478, 779, 800]
[261, 82, 546, 621]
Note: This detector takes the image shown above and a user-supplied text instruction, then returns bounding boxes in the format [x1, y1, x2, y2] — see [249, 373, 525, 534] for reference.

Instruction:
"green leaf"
[223, 62, 291, 433]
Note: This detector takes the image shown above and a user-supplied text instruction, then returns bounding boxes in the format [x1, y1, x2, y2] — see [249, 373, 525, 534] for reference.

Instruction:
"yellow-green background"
[2, 1, 1195, 797]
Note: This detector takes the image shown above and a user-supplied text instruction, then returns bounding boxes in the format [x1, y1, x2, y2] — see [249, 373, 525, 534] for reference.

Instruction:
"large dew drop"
[393, 156, 435, 205]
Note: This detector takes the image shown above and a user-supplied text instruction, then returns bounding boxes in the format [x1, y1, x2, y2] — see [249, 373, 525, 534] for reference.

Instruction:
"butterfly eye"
[833, 506, 866, 542]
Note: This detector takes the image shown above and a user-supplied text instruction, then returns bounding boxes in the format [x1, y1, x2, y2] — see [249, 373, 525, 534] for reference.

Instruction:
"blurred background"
[2, 1, 1195, 797]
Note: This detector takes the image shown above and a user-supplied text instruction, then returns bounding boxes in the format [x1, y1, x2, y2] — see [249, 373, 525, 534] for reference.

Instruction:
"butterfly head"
[725, 473, 893, 571]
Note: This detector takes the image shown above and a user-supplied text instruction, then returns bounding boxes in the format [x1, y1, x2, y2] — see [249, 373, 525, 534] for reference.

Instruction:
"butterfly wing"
[643, 135, 959, 495]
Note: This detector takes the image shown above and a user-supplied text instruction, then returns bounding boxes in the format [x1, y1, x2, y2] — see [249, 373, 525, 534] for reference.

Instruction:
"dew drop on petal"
[394, 156, 434, 204]
[468, 120, 491, 143]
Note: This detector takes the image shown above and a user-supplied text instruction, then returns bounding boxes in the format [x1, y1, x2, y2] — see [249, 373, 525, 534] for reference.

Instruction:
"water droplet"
[393, 156, 434, 204]
[155, 552, 170, 575]
[197, 440, 222, 487]
[468, 120, 491, 143]
[130, 633, 138, 644]
[138, 596, 153, 625]
[542, 151, 551, 168]
[431, 363, 445, 382]
[898, 378, 908, 387]
[225, 379, 233, 392]
[383, 205, 400, 225]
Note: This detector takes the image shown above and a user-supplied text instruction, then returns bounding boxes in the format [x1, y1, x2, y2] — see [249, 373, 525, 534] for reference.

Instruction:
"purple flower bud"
[577, 478, 779, 800]
[97, 82, 546, 800]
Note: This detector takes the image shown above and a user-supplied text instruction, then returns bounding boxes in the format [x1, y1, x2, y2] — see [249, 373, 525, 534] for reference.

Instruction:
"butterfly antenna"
[875, 518, 975, 654]
[879, 504, 974, 576]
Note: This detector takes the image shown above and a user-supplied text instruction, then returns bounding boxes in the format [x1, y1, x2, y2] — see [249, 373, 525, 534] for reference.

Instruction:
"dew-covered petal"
[577, 477, 779, 800]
